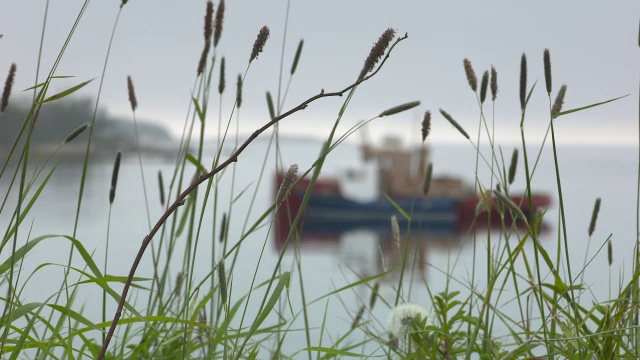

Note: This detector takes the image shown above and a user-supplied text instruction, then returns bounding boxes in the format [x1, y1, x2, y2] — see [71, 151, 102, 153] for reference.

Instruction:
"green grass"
[0, 1, 639, 359]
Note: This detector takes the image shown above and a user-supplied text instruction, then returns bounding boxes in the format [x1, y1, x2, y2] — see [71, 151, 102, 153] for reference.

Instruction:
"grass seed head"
[127, 76, 138, 111]
[157, 170, 165, 207]
[197, 43, 211, 75]
[219, 212, 227, 243]
[369, 282, 380, 310]
[359, 28, 396, 80]
[379, 100, 420, 117]
[291, 39, 304, 75]
[236, 74, 243, 108]
[544, 49, 552, 95]
[1, 63, 16, 113]
[439, 109, 469, 139]
[217, 260, 228, 304]
[519, 53, 527, 111]
[391, 215, 400, 249]
[175, 272, 184, 294]
[204, 0, 214, 43]
[422, 162, 433, 195]
[109, 151, 122, 205]
[250, 26, 270, 62]
[508, 148, 518, 185]
[551, 84, 567, 117]
[463, 58, 478, 92]
[490, 65, 498, 101]
[64, 123, 89, 144]
[218, 57, 226, 95]
[480, 70, 489, 104]
[608, 239, 613, 266]
[276, 164, 298, 207]
[351, 305, 366, 329]
[197, 1, 214, 75]
[214, 0, 225, 47]
[120, 0, 128, 8]
[421, 110, 431, 142]
[494, 189, 528, 226]
[266, 91, 275, 119]
[588, 197, 601, 237]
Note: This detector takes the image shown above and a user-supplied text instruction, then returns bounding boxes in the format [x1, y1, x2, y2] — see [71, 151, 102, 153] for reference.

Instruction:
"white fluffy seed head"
[387, 303, 430, 338]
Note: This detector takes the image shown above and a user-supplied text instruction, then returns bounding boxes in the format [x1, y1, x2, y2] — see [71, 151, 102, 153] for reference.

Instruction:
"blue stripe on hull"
[301, 193, 458, 235]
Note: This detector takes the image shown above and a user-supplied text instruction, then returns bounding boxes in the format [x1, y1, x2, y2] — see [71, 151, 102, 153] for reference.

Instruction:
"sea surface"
[2, 137, 638, 353]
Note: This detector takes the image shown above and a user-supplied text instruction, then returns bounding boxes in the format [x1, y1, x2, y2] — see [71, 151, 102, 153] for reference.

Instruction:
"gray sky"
[1, 0, 638, 145]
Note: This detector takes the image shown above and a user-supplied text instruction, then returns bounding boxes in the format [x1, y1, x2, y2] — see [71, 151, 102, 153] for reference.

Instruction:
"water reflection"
[275, 217, 482, 283]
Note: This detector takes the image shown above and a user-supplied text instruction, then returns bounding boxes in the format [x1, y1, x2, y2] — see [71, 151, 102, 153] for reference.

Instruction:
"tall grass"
[0, 2, 638, 359]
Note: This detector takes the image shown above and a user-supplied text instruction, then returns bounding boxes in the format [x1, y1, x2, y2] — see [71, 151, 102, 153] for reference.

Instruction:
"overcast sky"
[1, 0, 638, 145]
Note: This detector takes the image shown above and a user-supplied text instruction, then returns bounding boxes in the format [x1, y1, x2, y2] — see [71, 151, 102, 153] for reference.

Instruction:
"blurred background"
[0, 0, 638, 349]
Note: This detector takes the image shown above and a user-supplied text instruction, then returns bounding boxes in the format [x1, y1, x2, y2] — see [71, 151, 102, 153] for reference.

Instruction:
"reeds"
[422, 162, 433, 195]
[250, 26, 270, 62]
[519, 53, 527, 110]
[109, 151, 121, 205]
[544, 49, 552, 94]
[490, 65, 498, 101]
[463, 58, 477, 92]
[508, 148, 518, 185]
[63, 123, 89, 144]
[219, 213, 227, 243]
[551, 84, 567, 117]
[378, 100, 420, 117]
[218, 57, 226, 95]
[266, 91, 275, 119]
[391, 214, 400, 249]
[351, 306, 365, 329]
[197, 1, 214, 75]
[480, 70, 489, 104]
[236, 74, 243, 108]
[127, 76, 137, 111]
[359, 28, 396, 80]
[157, 170, 165, 207]
[217, 260, 227, 304]
[439, 109, 469, 139]
[213, 0, 225, 47]
[493, 187, 528, 225]
[291, 40, 304, 75]
[1, 63, 16, 112]
[275, 164, 298, 207]
[589, 197, 601, 236]
[421, 110, 431, 142]
[369, 282, 380, 310]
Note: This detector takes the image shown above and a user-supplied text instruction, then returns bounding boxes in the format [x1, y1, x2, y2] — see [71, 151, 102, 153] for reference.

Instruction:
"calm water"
[4, 137, 637, 351]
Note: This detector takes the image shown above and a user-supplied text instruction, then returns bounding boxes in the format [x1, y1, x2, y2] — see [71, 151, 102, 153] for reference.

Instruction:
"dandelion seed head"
[387, 303, 430, 338]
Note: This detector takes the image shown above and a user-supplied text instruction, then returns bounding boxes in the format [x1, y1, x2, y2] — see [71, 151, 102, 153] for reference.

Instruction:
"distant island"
[0, 97, 177, 160]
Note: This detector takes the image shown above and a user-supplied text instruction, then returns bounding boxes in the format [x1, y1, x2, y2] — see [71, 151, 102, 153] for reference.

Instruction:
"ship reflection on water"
[274, 212, 544, 283]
